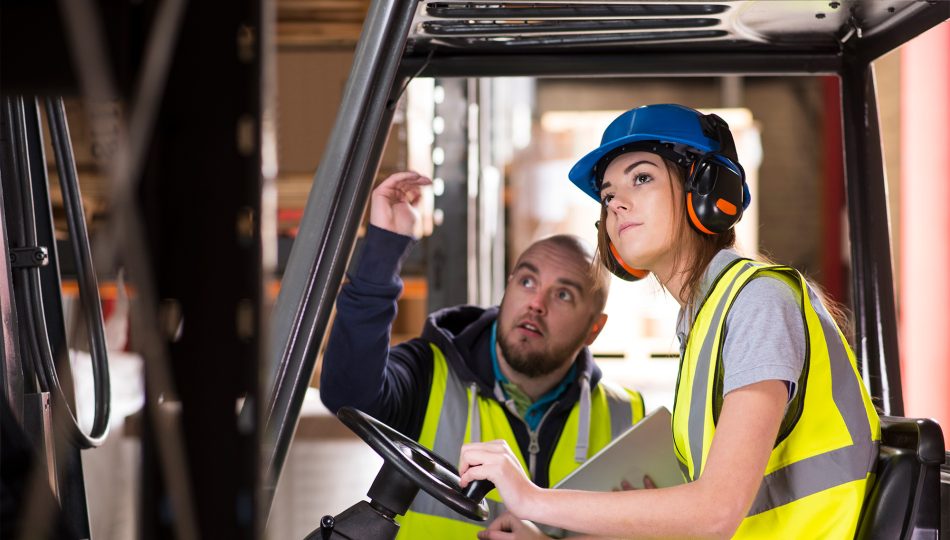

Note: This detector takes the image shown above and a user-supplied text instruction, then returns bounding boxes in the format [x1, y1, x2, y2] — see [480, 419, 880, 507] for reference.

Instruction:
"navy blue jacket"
[320, 225, 607, 487]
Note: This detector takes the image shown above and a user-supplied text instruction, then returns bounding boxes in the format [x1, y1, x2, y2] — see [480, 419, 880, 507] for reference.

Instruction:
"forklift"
[1, 1, 947, 538]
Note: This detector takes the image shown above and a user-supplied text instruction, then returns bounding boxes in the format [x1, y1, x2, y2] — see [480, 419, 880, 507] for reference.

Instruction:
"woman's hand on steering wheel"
[459, 440, 541, 519]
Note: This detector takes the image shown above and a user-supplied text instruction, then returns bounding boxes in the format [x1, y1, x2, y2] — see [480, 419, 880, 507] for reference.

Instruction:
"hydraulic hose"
[43, 97, 112, 448]
[5, 96, 111, 448]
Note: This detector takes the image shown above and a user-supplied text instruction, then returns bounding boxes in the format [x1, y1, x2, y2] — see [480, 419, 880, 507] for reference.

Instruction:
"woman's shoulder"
[739, 270, 800, 304]
[724, 263, 804, 326]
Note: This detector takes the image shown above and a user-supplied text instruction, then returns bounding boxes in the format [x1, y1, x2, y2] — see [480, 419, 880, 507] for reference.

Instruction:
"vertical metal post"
[821, 77, 846, 302]
[479, 78, 506, 305]
[427, 77, 474, 311]
[0, 102, 26, 424]
[263, 0, 419, 516]
[138, 0, 266, 536]
[839, 59, 904, 415]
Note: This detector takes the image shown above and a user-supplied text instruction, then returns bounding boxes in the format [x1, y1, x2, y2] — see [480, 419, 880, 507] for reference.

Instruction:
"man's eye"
[557, 290, 573, 302]
[520, 277, 535, 287]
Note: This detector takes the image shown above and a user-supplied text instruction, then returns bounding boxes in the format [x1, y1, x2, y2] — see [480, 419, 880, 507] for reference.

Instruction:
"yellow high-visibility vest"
[397, 343, 644, 539]
[672, 260, 880, 539]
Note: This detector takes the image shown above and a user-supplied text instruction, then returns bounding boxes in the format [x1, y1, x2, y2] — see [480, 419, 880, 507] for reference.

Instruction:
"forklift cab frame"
[266, 1, 949, 538]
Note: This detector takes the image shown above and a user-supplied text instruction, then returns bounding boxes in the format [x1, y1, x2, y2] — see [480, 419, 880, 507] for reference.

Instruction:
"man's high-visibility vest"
[673, 260, 880, 538]
[397, 343, 644, 539]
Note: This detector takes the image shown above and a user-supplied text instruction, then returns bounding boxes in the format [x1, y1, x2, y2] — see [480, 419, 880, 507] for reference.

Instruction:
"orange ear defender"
[609, 242, 650, 281]
[595, 220, 650, 282]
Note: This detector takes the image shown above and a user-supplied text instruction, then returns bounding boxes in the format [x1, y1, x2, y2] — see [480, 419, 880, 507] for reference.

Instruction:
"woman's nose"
[609, 194, 630, 212]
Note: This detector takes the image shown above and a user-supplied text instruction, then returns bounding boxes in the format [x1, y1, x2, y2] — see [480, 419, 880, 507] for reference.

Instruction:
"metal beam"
[399, 51, 843, 78]
[263, 0, 419, 518]
[839, 58, 903, 416]
[136, 0, 266, 536]
[427, 78, 474, 312]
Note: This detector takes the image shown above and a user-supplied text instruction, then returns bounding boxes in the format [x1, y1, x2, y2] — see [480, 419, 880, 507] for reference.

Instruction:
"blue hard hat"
[569, 104, 732, 202]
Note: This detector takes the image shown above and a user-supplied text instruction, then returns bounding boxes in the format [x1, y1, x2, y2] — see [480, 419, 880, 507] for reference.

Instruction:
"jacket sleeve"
[319, 225, 433, 437]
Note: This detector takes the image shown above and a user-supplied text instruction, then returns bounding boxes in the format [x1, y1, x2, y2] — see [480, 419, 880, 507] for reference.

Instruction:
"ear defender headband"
[567, 104, 751, 282]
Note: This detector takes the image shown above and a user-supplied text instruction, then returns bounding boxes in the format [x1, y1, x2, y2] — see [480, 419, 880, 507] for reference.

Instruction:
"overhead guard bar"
[420, 18, 721, 37]
[424, 3, 730, 19]
[398, 52, 845, 78]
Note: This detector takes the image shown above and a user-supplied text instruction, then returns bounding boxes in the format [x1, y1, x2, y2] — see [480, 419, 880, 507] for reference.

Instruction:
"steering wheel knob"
[463, 480, 495, 502]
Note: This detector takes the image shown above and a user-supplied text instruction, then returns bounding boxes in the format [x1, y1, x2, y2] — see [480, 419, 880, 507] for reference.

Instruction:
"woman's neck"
[652, 250, 694, 308]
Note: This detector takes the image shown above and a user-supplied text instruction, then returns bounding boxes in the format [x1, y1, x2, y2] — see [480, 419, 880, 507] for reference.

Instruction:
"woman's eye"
[601, 193, 614, 205]
[633, 173, 652, 185]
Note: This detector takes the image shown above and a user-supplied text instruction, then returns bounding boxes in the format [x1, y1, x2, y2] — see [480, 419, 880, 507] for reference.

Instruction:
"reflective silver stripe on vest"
[469, 382, 481, 444]
[809, 287, 877, 472]
[688, 262, 754, 480]
[575, 376, 592, 462]
[408, 362, 479, 521]
[605, 385, 634, 441]
[747, 439, 877, 515]
[747, 286, 878, 516]
[677, 459, 690, 480]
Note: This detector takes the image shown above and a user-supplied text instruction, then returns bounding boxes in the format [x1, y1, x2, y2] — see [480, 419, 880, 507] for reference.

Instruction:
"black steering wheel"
[337, 407, 493, 521]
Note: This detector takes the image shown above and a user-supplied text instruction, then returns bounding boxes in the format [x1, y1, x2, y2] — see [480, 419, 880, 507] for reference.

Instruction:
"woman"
[459, 104, 880, 539]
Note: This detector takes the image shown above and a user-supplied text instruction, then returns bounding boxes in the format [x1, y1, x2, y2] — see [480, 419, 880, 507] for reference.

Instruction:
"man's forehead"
[514, 242, 592, 284]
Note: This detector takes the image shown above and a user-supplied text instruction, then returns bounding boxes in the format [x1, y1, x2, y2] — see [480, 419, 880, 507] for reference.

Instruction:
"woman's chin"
[620, 252, 650, 270]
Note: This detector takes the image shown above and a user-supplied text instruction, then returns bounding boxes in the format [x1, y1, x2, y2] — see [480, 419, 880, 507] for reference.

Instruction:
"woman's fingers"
[477, 531, 514, 540]
[459, 441, 539, 518]
[486, 512, 519, 531]
[478, 513, 550, 540]
[459, 441, 516, 486]
[643, 474, 657, 489]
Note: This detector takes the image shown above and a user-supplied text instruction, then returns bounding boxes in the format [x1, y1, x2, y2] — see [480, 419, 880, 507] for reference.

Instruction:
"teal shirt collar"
[490, 321, 577, 430]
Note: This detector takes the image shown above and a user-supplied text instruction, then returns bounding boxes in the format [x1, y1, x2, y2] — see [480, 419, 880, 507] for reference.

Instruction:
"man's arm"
[319, 172, 434, 435]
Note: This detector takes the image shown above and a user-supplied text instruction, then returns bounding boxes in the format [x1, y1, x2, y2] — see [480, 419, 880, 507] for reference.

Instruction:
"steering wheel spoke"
[337, 407, 491, 521]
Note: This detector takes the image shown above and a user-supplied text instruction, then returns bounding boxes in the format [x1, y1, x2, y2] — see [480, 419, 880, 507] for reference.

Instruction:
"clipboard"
[553, 407, 685, 491]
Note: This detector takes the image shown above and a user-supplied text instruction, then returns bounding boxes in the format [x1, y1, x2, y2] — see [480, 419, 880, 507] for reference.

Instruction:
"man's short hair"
[520, 234, 610, 313]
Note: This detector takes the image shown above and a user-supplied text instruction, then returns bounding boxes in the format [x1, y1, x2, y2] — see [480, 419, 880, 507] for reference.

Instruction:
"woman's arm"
[461, 379, 788, 539]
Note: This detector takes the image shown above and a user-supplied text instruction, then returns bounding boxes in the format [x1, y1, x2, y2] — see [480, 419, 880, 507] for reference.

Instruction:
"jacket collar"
[420, 304, 602, 408]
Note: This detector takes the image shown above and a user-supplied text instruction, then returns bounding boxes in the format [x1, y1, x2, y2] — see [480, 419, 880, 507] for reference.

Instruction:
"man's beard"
[497, 328, 587, 378]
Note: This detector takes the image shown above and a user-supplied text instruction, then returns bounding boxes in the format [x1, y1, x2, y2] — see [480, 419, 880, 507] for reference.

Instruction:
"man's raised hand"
[369, 171, 432, 237]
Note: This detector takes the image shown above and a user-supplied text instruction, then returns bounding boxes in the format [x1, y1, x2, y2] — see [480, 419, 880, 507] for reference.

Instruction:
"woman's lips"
[618, 221, 641, 235]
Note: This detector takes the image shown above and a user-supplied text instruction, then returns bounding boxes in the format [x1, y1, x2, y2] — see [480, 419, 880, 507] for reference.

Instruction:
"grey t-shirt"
[676, 250, 806, 400]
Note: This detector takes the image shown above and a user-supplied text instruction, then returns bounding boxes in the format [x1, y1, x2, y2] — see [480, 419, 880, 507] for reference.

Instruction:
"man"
[321, 171, 644, 538]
